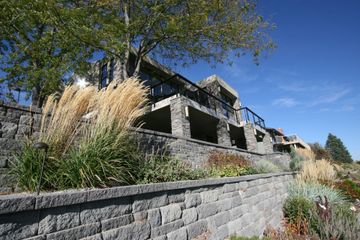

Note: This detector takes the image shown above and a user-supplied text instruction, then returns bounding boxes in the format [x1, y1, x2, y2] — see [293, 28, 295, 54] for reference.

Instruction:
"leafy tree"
[1, 0, 275, 106]
[309, 142, 331, 160]
[0, 0, 94, 107]
[63, 0, 275, 81]
[325, 133, 353, 163]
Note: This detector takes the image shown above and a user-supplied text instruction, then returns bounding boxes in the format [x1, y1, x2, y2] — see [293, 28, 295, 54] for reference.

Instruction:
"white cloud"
[308, 88, 351, 107]
[223, 62, 258, 82]
[272, 97, 299, 108]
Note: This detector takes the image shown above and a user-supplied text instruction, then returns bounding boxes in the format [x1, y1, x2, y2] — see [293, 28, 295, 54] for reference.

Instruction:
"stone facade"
[0, 172, 295, 240]
[170, 96, 191, 138]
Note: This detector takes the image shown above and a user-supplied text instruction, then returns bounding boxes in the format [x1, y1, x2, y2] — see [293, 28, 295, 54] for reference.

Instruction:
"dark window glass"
[109, 59, 115, 82]
[100, 64, 108, 88]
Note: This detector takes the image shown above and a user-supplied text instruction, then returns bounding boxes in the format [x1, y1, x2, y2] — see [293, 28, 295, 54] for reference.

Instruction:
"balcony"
[149, 74, 265, 129]
[274, 134, 310, 150]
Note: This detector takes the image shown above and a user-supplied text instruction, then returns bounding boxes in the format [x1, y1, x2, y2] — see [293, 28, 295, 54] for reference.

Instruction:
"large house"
[87, 55, 307, 158]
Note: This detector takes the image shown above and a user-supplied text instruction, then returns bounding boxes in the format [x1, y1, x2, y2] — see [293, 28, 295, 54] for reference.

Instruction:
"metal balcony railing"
[149, 74, 265, 129]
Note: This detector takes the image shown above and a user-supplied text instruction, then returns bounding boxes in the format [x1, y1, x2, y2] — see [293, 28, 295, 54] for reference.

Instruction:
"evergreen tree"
[325, 133, 353, 163]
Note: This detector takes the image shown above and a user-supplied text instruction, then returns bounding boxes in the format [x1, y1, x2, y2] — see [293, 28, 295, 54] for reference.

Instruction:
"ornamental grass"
[13, 78, 149, 191]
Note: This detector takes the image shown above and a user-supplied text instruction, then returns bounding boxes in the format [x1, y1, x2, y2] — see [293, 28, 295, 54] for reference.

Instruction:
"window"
[100, 63, 108, 88]
[220, 93, 234, 118]
[109, 59, 115, 82]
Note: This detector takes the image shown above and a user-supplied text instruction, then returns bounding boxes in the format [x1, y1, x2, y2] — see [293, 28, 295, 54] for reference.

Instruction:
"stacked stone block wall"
[135, 128, 290, 168]
[0, 172, 295, 240]
[0, 101, 42, 192]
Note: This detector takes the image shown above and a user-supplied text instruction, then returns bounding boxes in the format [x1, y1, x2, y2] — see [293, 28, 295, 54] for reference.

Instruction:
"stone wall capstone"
[0, 172, 295, 240]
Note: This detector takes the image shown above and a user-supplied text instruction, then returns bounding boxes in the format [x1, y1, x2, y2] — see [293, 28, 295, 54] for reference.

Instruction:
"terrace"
[148, 74, 265, 129]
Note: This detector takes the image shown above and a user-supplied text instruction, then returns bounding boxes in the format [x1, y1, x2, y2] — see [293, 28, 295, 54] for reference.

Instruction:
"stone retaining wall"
[0, 172, 295, 240]
[0, 101, 42, 193]
[0, 102, 291, 194]
[134, 128, 290, 168]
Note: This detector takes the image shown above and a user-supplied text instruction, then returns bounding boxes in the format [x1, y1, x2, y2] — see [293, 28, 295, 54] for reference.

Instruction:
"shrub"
[137, 154, 208, 184]
[310, 203, 360, 240]
[207, 151, 249, 167]
[283, 196, 318, 235]
[207, 151, 258, 177]
[289, 148, 305, 171]
[209, 165, 257, 178]
[334, 179, 360, 201]
[296, 159, 336, 184]
[309, 143, 331, 160]
[288, 182, 347, 205]
[254, 159, 281, 173]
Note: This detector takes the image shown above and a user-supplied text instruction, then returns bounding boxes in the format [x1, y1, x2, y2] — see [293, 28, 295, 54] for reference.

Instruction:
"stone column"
[263, 132, 274, 154]
[170, 96, 191, 138]
[243, 123, 258, 152]
[217, 118, 232, 147]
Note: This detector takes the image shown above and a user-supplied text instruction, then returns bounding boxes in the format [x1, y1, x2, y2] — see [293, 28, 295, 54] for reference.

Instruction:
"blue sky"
[169, 0, 360, 159]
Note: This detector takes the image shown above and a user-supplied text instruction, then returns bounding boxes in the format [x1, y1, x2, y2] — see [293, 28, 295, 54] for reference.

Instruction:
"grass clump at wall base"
[12, 78, 148, 191]
[283, 196, 316, 228]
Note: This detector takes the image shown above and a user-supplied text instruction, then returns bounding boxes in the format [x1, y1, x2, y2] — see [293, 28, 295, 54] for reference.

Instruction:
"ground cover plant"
[206, 151, 258, 177]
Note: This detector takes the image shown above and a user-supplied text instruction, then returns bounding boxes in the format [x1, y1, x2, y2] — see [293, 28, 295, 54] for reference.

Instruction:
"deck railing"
[149, 74, 265, 129]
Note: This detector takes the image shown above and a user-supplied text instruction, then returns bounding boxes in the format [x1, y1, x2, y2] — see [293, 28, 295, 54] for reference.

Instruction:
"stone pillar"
[233, 100, 242, 124]
[263, 132, 274, 154]
[170, 96, 191, 138]
[243, 123, 258, 152]
[217, 118, 232, 147]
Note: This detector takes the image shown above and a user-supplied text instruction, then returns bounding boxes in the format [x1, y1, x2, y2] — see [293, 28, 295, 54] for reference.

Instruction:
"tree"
[0, 0, 94, 107]
[309, 142, 331, 160]
[1, 0, 275, 106]
[325, 133, 353, 163]
[68, 0, 275, 81]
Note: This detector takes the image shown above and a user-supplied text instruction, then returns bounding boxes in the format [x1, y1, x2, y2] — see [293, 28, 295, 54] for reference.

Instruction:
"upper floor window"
[109, 59, 115, 82]
[100, 63, 108, 88]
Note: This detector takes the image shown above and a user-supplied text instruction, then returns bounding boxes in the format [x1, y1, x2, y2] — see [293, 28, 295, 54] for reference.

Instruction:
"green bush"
[310, 203, 360, 240]
[289, 147, 305, 171]
[209, 165, 258, 177]
[288, 182, 347, 205]
[283, 196, 315, 224]
[254, 159, 281, 173]
[137, 154, 208, 184]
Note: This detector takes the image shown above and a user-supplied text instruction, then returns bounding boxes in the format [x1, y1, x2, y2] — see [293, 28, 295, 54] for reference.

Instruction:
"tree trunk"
[133, 56, 142, 78]
[31, 85, 42, 108]
[121, 2, 130, 81]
